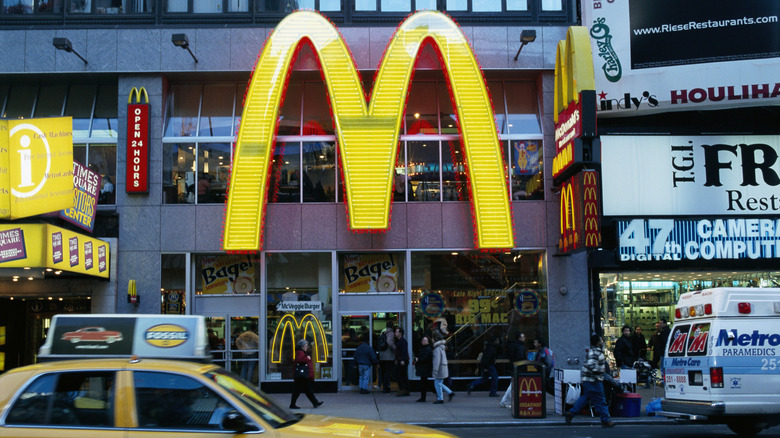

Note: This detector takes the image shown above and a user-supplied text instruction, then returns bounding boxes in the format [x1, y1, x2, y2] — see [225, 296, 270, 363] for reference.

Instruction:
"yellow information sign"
[223, 10, 514, 252]
[0, 117, 74, 219]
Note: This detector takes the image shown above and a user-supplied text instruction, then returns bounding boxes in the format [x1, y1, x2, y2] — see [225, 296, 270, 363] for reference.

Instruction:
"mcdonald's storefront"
[2, 10, 596, 391]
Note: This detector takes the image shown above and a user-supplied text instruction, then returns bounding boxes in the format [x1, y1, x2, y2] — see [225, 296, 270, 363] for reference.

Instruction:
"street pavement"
[268, 383, 674, 428]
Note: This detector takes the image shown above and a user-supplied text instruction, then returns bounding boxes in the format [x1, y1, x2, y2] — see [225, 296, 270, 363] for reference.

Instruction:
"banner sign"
[582, 0, 780, 116]
[0, 117, 74, 219]
[126, 87, 150, 193]
[601, 135, 780, 216]
[515, 289, 541, 317]
[59, 161, 100, 232]
[342, 253, 399, 292]
[559, 170, 602, 253]
[0, 223, 109, 278]
[617, 218, 780, 262]
[200, 254, 256, 294]
[276, 301, 323, 312]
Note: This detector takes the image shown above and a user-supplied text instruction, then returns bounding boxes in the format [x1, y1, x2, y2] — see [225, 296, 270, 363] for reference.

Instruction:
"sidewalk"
[268, 384, 674, 428]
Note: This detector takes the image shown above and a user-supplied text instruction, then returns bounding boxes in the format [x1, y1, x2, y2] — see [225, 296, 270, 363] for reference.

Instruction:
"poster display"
[59, 161, 100, 232]
[582, 0, 780, 115]
[200, 254, 256, 294]
[342, 253, 399, 292]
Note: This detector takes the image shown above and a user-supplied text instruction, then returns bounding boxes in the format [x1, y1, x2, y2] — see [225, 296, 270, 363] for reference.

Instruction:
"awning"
[0, 223, 109, 279]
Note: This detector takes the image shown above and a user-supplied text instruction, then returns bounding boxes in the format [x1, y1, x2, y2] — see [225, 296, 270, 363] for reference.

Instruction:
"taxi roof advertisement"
[581, 0, 780, 116]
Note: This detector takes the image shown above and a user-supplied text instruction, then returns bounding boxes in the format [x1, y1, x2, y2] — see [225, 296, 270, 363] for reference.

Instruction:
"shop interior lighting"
[53, 37, 88, 65]
[172, 33, 198, 63]
[513, 30, 537, 61]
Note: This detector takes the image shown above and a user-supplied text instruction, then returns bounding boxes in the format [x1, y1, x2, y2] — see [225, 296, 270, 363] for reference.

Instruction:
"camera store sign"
[618, 218, 780, 262]
[601, 135, 780, 216]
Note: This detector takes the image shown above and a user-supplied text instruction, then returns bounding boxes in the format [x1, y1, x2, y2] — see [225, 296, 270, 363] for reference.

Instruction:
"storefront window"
[195, 254, 260, 295]
[198, 84, 235, 137]
[266, 253, 333, 381]
[510, 140, 542, 200]
[197, 143, 230, 204]
[164, 84, 201, 137]
[163, 143, 196, 204]
[161, 254, 187, 314]
[339, 253, 404, 293]
[302, 141, 336, 202]
[411, 251, 547, 379]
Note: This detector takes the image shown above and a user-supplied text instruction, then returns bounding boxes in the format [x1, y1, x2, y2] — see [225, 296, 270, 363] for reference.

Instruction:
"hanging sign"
[126, 87, 150, 193]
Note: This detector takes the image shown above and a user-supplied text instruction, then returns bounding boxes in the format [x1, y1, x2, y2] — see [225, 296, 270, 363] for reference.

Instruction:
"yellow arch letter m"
[223, 10, 514, 251]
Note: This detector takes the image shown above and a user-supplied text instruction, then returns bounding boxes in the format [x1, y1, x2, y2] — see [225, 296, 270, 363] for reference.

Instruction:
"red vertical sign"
[126, 87, 149, 193]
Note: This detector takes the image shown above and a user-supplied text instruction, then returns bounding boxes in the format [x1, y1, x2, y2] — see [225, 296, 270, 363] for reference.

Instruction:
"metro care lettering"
[716, 329, 780, 347]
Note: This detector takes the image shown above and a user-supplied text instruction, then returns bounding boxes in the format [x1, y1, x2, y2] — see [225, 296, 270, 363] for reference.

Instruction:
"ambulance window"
[667, 325, 690, 357]
[686, 323, 710, 357]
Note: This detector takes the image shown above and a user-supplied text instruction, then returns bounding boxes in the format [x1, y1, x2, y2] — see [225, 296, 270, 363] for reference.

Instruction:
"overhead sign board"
[58, 161, 100, 232]
[0, 117, 74, 219]
[601, 135, 780, 216]
[223, 10, 513, 252]
[582, 0, 780, 116]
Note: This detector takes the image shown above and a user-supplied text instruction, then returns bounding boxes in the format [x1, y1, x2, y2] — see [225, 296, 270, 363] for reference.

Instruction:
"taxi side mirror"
[222, 410, 255, 433]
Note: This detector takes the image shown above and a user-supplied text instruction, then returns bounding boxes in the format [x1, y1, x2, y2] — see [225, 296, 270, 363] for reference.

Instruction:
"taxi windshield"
[205, 369, 299, 428]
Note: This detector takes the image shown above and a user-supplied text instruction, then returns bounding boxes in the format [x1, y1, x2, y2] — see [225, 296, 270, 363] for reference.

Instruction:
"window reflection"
[505, 82, 540, 135]
[164, 84, 201, 137]
[408, 141, 439, 202]
[92, 84, 119, 138]
[163, 143, 196, 204]
[302, 142, 336, 202]
[198, 143, 231, 204]
[65, 85, 96, 138]
[268, 142, 301, 203]
[442, 139, 469, 202]
[199, 84, 235, 137]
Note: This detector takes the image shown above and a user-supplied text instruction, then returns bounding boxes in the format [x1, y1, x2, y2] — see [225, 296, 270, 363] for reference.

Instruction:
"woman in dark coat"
[415, 336, 433, 402]
[290, 339, 323, 409]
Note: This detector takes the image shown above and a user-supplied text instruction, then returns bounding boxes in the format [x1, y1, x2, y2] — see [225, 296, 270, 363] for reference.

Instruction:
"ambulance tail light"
[692, 305, 704, 317]
[675, 308, 682, 319]
[704, 303, 712, 315]
[738, 302, 752, 314]
[710, 367, 724, 388]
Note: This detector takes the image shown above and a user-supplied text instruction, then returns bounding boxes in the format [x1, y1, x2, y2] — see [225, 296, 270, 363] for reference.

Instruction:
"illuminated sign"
[223, 10, 513, 252]
[559, 170, 601, 254]
[553, 27, 597, 186]
[0, 117, 74, 219]
[271, 313, 329, 363]
[343, 253, 399, 292]
[515, 375, 545, 418]
[126, 87, 150, 193]
[59, 161, 100, 232]
[144, 324, 189, 348]
[0, 223, 110, 278]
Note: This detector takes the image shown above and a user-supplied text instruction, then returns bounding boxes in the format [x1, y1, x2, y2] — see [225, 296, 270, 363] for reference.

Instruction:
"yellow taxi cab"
[0, 314, 454, 438]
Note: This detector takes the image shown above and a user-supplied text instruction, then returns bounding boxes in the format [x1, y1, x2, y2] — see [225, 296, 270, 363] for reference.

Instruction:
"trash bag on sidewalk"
[646, 397, 662, 416]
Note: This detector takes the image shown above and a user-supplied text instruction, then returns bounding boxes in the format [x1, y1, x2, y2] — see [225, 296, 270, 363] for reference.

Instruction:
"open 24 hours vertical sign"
[126, 87, 149, 193]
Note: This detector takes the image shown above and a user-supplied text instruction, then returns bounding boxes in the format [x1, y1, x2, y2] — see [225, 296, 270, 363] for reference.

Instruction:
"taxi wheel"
[727, 420, 767, 437]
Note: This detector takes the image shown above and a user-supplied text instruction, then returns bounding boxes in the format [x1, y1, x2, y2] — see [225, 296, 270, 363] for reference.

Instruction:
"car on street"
[60, 327, 124, 344]
[0, 357, 456, 437]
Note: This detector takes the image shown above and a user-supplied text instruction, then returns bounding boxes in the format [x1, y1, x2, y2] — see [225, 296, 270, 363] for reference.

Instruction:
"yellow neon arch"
[223, 10, 513, 252]
[271, 314, 329, 363]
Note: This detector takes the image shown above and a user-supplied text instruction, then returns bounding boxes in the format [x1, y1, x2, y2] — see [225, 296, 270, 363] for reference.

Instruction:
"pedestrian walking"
[649, 319, 670, 369]
[499, 332, 527, 408]
[289, 339, 324, 409]
[565, 334, 615, 428]
[394, 327, 410, 396]
[377, 321, 396, 393]
[431, 330, 455, 404]
[531, 337, 555, 394]
[235, 324, 259, 384]
[631, 325, 648, 362]
[613, 325, 634, 369]
[415, 336, 433, 402]
[354, 333, 378, 394]
[467, 336, 499, 397]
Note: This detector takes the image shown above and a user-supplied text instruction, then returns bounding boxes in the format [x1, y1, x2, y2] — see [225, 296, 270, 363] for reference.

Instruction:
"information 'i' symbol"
[18, 134, 34, 188]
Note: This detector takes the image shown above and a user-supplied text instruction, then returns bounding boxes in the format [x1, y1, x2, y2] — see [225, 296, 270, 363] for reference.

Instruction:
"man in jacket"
[649, 319, 671, 369]
[394, 327, 410, 396]
[613, 325, 635, 369]
[377, 321, 396, 393]
[467, 336, 499, 396]
[631, 325, 648, 362]
[414, 336, 433, 402]
[565, 334, 615, 428]
[354, 333, 378, 394]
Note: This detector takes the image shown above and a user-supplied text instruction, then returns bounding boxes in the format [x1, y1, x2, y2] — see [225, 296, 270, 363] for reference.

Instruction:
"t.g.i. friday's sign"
[601, 135, 780, 216]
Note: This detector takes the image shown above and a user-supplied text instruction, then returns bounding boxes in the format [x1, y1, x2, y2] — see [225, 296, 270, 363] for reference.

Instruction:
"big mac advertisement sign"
[582, 0, 780, 115]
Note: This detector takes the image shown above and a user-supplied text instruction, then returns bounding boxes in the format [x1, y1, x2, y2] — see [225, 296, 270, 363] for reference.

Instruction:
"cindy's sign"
[602, 135, 780, 216]
[618, 218, 780, 262]
[223, 10, 513, 252]
[126, 87, 149, 193]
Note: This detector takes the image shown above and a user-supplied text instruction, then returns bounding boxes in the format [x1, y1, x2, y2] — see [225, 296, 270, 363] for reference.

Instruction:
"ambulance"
[660, 288, 780, 436]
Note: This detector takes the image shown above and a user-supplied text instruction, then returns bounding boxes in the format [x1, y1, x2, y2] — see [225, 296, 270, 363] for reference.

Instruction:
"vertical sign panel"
[126, 87, 150, 193]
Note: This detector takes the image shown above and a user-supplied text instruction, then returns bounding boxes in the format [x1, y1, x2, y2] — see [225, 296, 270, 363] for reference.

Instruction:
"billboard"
[601, 135, 780, 216]
[342, 253, 399, 293]
[582, 0, 780, 116]
[58, 161, 100, 232]
[223, 10, 513, 252]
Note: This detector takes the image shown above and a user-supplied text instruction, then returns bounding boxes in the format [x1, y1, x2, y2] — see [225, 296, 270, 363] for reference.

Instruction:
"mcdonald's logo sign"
[518, 376, 542, 395]
[271, 313, 329, 363]
[126, 87, 149, 194]
[223, 10, 513, 252]
[553, 27, 596, 185]
[559, 170, 601, 253]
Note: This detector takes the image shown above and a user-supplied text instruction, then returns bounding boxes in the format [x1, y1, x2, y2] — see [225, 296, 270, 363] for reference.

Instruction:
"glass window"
[472, 0, 500, 12]
[195, 254, 260, 295]
[163, 143, 196, 204]
[65, 85, 96, 138]
[438, 82, 458, 135]
[302, 82, 334, 136]
[414, 0, 433, 9]
[487, 81, 507, 135]
[33, 85, 66, 117]
[268, 142, 301, 203]
[94, 0, 122, 13]
[161, 254, 186, 314]
[339, 253, 404, 292]
[199, 84, 235, 137]
[302, 141, 336, 202]
[506, 0, 526, 10]
[71, 0, 92, 13]
[265, 252, 333, 380]
[510, 140, 542, 200]
[411, 251, 547, 379]
[91, 84, 118, 138]
[505, 82, 540, 135]
[541, 0, 561, 10]
[193, 0, 222, 12]
[133, 371, 236, 430]
[198, 143, 231, 203]
[445, 0, 466, 10]
[227, 0, 247, 11]
[167, 0, 187, 12]
[405, 81, 438, 135]
[393, 142, 407, 202]
[4, 85, 36, 118]
[442, 139, 469, 201]
[6, 371, 115, 427]
[380, 0, 409, 11]
[73, 144, 87, 166]
[164, 84, 201, 137]
[407, 140, 439, 202]
[0, 85, 8, 114]
[354, 0, 375, 11]
[277, 82, 302, 135]
[90, 144, 117, 204]
[319, 0, 339, 11]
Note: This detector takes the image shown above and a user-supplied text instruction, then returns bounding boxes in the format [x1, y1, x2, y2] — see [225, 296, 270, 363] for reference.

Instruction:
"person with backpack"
[377, 321, 396, 393]
[354, 333, 378, 394]
[531, 338, 555, 394]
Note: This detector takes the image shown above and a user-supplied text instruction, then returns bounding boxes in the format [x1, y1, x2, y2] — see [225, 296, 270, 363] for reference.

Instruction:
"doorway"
[339, 312, 399, 390]
[205, 315, 259, 385]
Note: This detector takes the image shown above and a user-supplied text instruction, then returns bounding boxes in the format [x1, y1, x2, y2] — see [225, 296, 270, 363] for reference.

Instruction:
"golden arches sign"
[554, 27, 595, 124]
[271, 314, 329, 363]
[223, 10, 513, 252]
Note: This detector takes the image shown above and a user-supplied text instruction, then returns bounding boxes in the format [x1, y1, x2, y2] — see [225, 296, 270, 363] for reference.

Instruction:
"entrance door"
[339, 312, 400, 390]
[205, 315, 259, 385]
